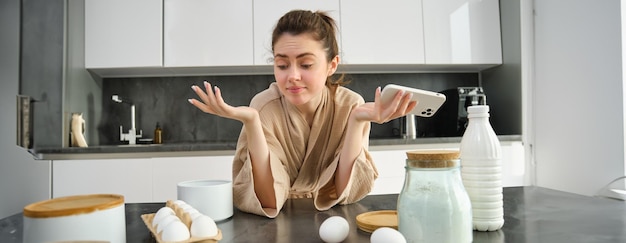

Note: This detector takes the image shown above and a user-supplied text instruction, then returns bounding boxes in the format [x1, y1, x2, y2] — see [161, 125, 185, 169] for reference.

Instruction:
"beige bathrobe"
[232, 82, 378, 218]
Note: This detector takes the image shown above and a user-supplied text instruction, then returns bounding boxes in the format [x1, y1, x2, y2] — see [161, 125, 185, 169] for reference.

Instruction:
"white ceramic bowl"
[23, 194, 126, 243]
[177, 179, 233, 221]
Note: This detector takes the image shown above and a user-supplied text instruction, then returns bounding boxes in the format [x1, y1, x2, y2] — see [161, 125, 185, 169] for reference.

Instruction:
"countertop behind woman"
[29, 135, 521, 160]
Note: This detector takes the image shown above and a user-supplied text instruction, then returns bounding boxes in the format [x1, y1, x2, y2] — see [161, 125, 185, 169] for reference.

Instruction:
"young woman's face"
[273, 33, 338, 110]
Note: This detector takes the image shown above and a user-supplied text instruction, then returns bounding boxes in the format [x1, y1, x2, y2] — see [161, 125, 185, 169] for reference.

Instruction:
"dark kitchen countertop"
[29, 142, 239, 160]
[28, 135, 521, 160]
[1, 186, 625, 242]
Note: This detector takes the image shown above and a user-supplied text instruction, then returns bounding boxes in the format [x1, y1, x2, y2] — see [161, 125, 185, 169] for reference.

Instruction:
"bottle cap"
[467, 105, 490, 118]
[467, 105, 489, 114]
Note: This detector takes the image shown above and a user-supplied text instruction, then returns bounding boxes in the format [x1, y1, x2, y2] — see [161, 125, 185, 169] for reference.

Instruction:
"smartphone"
[380, 84, 446, 117]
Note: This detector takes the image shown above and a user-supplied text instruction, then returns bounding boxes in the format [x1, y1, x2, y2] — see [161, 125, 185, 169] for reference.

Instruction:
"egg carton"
[141, 200, 222, 243]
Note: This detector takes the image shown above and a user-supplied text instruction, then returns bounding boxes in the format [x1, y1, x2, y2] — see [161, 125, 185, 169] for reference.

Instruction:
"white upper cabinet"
[422, 0, 502, 64]
[84, 0, 501, 75]
[252, 0, 340, 65]
[85, 0, 163, 69]
[164, 0, 253, 67]
[340, 0, 425, 65]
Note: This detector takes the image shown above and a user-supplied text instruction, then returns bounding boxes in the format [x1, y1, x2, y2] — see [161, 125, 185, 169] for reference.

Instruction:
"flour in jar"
[397, 169, 472, 243]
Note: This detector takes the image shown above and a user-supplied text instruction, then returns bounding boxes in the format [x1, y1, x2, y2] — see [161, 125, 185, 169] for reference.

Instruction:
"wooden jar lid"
[406, 149, 460, 160]
[23, 194, 124, 218]
[405, 150, 460, 168]
[356, 210, 398, 233]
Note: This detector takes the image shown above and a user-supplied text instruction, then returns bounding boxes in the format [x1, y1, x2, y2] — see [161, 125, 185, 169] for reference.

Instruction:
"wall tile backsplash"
[100, 73, 479, 145]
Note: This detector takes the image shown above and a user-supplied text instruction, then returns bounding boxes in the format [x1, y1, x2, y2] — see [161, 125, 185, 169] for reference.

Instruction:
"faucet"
[112, 95, 142, 145]
[405, 114, 417, 139]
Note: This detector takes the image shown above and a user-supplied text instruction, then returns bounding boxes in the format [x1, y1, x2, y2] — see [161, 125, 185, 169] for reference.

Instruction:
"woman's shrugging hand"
[352, 87, 417, 124]
[188, 81, 259, 123]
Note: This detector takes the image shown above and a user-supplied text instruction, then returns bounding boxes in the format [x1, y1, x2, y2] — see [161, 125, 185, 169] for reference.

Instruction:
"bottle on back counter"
[459, 105, 504, 231]
[154, 122, 163, 144]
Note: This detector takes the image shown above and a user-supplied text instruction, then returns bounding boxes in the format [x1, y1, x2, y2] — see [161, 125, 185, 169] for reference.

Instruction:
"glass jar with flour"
[397, 150, 473, 243]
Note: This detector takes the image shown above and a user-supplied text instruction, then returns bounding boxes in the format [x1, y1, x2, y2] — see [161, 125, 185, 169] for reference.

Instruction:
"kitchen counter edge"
[30, 135, 522, 160]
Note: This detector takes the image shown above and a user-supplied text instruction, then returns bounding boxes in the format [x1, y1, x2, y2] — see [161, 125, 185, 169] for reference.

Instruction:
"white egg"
[173, 200, 188, 206]
[188, 211, 203, 221]
[152, 207, 175, 227]
[156, 215, 181, 234]
[319, 216, 349, 243]
[178, 203, 194, 212]
[370, 227, 406, 243]
[190, 214, 218, 238]
[184, 207, 199, 215]
[161, 220, 190, 242]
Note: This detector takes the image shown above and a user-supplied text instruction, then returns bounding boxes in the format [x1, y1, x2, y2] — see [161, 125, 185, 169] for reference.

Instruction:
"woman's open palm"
[188, 82, 258, 123]
[353, 87, 417, 124]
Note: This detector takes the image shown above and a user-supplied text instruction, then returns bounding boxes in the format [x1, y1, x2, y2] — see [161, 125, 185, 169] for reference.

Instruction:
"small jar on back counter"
[397, 149, 472, 243]
[154, 122, 162, 144]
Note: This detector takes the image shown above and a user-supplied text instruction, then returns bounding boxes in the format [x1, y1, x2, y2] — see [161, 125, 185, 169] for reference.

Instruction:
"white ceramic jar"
[23, 194, 126, 243]
[177, 179, 233, 221]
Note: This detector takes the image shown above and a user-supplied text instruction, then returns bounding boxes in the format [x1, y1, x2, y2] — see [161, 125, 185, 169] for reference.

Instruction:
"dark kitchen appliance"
[422, 87, 486, 137]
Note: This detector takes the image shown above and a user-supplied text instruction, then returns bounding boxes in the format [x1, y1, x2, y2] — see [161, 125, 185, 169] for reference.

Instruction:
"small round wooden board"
[355, 210, 398, 233]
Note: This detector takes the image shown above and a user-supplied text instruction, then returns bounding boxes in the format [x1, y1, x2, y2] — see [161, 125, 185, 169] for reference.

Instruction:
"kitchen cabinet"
[252, 0, 341, 65]
[422, 0, 502, 64]
[369, 141, 525, 195]
[84, 0, 501, 75]
[86, 0, 252, 69]
[84, 0, 163, 69]
[50, 141, 523, 202]
[340, 0, 501, 66]
[340, 0, 425, 65]
[52, 159, 154, 203]
[52, 156, 233, 203]
[163, 0, 253, 67]
[151, 155, 233, 202]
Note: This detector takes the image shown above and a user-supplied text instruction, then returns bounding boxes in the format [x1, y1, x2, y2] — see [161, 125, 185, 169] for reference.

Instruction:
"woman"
[189, 10, 415, 218]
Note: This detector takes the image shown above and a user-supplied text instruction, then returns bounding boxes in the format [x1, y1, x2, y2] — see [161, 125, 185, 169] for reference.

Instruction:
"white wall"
[0, 0, 51, 219]
[531, 0, 625, 196]
[622, 0, 626, 180]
